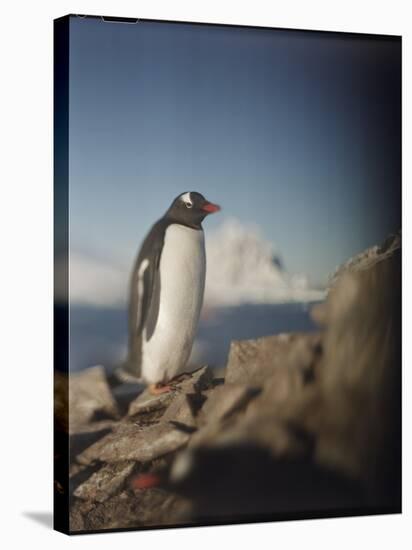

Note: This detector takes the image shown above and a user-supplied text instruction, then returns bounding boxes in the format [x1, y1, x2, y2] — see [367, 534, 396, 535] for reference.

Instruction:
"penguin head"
[166, 191, 221, 228]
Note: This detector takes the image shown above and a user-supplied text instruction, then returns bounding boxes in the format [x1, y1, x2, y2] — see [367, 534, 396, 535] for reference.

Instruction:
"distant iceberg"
[204, 219, 325, 307]
[66, 252, 128, 308]
[63, 219, 325, 309]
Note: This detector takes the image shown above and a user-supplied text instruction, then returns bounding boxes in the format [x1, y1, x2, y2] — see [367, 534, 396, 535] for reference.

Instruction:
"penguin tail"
[112, 362, 145, 385]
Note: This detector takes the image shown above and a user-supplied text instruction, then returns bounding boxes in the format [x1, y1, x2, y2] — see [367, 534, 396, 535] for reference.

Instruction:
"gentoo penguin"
[122, 191, 220, 394]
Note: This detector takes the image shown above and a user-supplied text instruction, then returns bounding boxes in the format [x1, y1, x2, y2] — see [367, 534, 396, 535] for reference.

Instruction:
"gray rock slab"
[80, 489, 190, 531]
[176, 365, 213, 394]
[162, 393, 196, 428]
[226, 332, 321, 386]
[127, 366, 213, 418]
[74, 461, 135, 503]
[69, 421, 116, 462]
[198, 383, 259, 425]
[77, 420, 190, 465]
[128, 390, 175, 416]
[69, 366, 119, 431]
[69, 418, 117, 436]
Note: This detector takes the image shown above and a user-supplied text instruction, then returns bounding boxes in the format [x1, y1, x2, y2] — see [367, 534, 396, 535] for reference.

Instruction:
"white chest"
[159, 224, 206, 311]
[142, 224, 206, 383]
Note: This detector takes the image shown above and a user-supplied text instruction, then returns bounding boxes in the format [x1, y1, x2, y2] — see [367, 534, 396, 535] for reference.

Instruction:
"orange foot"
[149, 383, 173, 395]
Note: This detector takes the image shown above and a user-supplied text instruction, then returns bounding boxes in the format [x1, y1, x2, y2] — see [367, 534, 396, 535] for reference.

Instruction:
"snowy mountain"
[204, 219, 324, 306]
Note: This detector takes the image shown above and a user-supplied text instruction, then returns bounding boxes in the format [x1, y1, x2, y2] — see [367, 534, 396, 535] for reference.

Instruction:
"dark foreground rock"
[61, 232, 401, 532]
[309, 234, 401, 501]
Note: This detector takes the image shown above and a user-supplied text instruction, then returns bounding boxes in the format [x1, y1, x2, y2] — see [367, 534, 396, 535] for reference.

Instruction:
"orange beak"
[202, 202, 221, 213]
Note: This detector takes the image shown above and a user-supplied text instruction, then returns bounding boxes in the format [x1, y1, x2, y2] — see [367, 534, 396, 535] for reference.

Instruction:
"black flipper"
[123, 219, 167, 377]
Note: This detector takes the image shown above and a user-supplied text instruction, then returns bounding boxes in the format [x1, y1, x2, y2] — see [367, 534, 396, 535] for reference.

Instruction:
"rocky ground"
[54, 232, 401, 533]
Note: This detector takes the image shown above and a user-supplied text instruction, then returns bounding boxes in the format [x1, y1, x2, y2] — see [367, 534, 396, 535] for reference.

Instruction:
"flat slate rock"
[69, 418, 117, 436]
[74, 461, 135, 503]
[198, 383, 260, 425]
[127, 366, 212, 417]
[128, 390, 175, 416]
[69, 366, 119, 431]
[77, 488, 190, 531]
[78, 490, 141, 531]
[177, 366, 213, 393]
[69, 421, 116, 461]
[162, 393, 196, 428]
[77, 420, 190, 465]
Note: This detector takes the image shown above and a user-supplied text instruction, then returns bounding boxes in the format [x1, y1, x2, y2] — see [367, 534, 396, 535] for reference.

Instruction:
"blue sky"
[68, 16, 400, 286]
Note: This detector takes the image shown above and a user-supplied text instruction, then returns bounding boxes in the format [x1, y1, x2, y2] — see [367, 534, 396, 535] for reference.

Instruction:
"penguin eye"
[185, 202, 193, 209]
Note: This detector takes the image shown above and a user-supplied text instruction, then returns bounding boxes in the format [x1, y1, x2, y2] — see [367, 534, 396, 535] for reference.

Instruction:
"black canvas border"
[53, 14, 70, 536]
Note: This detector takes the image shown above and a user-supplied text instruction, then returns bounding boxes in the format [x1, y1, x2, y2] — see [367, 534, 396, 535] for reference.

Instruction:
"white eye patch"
[180, 192, 193, 208]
